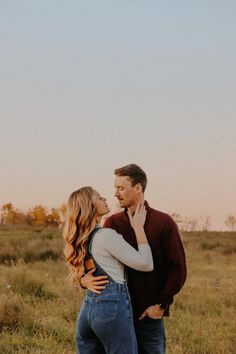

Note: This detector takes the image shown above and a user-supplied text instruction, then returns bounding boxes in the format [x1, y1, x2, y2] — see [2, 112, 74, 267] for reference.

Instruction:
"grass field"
[0, 226, 235, 354]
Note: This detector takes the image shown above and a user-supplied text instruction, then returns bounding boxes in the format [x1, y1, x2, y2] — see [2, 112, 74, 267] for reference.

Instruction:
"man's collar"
[124, 200, 150, 215]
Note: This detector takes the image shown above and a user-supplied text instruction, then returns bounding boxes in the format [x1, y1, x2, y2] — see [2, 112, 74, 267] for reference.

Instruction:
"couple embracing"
[63, 164, 187, 354]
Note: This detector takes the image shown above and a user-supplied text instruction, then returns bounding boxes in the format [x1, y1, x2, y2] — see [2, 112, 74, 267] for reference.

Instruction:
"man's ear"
[135, 183, 143, 194]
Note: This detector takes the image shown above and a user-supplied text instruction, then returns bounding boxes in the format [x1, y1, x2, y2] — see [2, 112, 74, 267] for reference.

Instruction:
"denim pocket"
[95, 297, 119, 323]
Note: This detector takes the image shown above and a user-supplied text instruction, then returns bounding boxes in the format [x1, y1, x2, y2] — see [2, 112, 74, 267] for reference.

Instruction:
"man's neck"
[128, 196, 145, 213]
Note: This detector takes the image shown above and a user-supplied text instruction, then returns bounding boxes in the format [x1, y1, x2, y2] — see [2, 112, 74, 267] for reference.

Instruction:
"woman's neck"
[96, 216, 102, 224]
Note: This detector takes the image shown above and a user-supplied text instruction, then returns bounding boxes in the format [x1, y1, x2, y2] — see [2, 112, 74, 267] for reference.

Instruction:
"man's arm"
[159, 217, 187, 304]
[140, 216, 186, 320]
[139, 304, 165, 320]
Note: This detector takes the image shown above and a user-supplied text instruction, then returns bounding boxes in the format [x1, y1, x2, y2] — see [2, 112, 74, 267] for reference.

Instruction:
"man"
[82, 164, 187, 354]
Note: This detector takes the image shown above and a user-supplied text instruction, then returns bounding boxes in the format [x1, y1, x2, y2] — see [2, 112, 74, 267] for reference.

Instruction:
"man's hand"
[81, 268, 109, 294]
[139, 305, 164, 320]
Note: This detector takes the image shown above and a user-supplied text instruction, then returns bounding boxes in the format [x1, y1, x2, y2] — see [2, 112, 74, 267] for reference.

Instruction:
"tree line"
[0, 203, 66, 227]
[0, 203, 235, 231]
[170, 213, 236, 232]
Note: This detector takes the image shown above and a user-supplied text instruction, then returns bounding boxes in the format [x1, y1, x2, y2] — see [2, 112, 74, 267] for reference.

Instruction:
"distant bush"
[0, 226, 63, 264]
[0, 293, 33, 330]
[196, 232, 236, 255]
[222, 246, 236, 255]
[201, 241, 221, 250]
[5, 267, 56, 300]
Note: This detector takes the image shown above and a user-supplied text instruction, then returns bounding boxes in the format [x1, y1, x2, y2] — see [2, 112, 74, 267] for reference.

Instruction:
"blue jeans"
[134, 317, 166, 354]
[76, 282, 138, 354]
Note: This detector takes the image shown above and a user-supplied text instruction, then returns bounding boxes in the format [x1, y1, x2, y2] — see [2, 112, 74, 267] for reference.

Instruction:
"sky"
[0, 1, 235, 230]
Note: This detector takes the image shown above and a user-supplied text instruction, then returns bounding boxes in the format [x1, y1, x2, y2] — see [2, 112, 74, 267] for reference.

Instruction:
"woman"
[63, 186, 153, 354]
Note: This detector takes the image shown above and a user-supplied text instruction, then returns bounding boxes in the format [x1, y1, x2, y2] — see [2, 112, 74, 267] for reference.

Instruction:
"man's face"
[114, 175, 139, 208]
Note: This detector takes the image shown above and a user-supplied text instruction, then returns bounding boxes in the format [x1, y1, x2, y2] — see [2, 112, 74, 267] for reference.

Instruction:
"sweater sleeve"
[102, 229, 154, 272]
[159, 217, 187, 304]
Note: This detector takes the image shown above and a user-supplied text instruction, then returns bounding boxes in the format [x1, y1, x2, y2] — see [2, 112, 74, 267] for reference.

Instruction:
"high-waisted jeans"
[76, 281, 138, 354]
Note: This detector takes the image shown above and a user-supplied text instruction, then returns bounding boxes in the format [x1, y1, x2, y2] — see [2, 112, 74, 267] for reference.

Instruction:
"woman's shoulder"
[97, 227, 122, 237]
[95, 227, 123, 243]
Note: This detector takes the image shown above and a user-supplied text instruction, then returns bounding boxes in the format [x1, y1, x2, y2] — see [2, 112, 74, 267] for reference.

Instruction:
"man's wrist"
[158, 303, 168, 311]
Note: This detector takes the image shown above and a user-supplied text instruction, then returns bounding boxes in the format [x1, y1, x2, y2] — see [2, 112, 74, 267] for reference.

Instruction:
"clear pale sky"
[0, 1, 235, 230]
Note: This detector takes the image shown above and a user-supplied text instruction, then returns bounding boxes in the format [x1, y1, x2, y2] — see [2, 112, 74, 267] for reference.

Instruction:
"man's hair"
[114, 164, 147, 192]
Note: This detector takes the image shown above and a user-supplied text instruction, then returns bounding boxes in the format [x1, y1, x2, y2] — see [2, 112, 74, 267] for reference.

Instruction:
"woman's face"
[94, 193, 110, 216]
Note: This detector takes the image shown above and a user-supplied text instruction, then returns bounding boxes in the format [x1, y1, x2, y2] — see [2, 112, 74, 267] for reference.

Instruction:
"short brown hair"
[114, 164, 147, 192]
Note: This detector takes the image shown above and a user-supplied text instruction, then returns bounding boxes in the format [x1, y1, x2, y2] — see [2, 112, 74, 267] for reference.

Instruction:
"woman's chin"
[102, 208, 110, 215]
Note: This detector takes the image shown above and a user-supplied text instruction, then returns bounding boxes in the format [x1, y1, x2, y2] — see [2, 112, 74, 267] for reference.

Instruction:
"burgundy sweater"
[103, 202, 187, 318]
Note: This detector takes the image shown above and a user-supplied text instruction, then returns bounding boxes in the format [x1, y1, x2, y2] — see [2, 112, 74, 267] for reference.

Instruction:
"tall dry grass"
[0, 226, 235, 353]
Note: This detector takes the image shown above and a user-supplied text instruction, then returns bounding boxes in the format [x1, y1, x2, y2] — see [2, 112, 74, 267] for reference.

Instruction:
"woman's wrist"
[133, 226, 145, 234]
[135, 228, 148, 245]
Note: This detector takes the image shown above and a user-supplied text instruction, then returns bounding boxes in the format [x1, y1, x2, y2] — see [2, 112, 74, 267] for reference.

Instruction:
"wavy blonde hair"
[63, 186, 98, 284]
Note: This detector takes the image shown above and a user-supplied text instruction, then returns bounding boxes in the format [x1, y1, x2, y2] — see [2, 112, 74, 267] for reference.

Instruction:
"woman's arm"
[104, 232, 153, 271]
[104, 203, 153, 271]
[127, 203, 148, 245]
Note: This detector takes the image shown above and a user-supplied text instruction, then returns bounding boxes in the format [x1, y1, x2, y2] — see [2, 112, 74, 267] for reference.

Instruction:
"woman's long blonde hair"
[63, 186, 98, 284]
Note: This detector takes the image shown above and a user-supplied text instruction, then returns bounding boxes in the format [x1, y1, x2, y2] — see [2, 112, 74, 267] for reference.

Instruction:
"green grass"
[0, 226, 235, 353]
[165, 231, 236, 354]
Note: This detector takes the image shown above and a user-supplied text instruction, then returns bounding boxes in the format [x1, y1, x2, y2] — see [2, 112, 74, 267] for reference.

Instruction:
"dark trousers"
[135, 317, 166, 354]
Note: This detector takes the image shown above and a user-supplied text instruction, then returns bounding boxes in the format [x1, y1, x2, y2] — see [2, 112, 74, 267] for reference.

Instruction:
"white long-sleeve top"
[90, 228, 154, 283]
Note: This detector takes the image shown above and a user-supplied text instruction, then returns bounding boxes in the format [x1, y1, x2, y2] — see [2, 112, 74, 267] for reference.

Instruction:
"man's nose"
[115, 190, 119, 197]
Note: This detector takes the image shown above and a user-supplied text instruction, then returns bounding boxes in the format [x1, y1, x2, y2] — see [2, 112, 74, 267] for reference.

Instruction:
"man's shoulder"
[148, 206, 174, 222]
[147, 206, 178, 231]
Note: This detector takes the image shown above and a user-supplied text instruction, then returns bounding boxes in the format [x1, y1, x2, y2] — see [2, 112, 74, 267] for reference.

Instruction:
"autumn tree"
[46, 208, 61, 226]
[183, 217, 199, 231]
[170, 212, 184, 230]
[225, 215, 236, 231]
[200, 215, 211, 232]
[27, 205, 48, 226]
[0, 203, 20, 224]
[188, 218, 199, 231]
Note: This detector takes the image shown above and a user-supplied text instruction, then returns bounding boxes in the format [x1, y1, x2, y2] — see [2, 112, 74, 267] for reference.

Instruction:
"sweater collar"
[124, 200, 150, 215]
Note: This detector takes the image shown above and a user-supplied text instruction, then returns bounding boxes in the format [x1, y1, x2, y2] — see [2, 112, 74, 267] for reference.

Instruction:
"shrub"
[5, 267, 56, 300]
[0, 293, 33, 330]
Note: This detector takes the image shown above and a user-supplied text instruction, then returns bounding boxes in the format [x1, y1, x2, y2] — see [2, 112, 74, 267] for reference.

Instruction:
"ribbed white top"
[91, 228, 153, 283]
